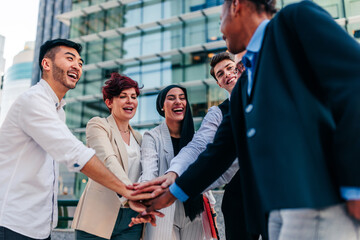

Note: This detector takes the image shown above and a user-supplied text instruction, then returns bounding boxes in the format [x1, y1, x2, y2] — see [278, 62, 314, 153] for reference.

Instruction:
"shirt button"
[245, 104, 253, 113]
[73, 163, 80, 167]
[247, 128, 256, 138]
[55, 103, 58, 107]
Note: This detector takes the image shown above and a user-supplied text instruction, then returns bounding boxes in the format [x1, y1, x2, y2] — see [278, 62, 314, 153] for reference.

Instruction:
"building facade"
[34, 0, 360, 198]
[0, 42, 34, 125]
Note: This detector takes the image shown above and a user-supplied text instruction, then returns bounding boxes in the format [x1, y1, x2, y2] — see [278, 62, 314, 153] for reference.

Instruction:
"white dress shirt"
[0, 79, 95, 239]
[124, 132, 141, 183]
[166, 104, 239, 191]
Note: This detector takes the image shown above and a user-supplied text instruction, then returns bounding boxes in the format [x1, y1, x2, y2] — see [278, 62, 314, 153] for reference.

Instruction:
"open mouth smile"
[67, 71, 79, 80]
[123, 107, 134, 113]
[226, 77, 235, 85]
[172, 107, 184, 114]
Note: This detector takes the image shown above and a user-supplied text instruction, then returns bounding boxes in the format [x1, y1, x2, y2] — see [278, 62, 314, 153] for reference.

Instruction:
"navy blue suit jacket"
[176, 0, 360, 236]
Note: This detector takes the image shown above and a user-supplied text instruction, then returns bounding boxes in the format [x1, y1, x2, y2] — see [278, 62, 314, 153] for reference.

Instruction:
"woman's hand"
[128, 200, 165, 227]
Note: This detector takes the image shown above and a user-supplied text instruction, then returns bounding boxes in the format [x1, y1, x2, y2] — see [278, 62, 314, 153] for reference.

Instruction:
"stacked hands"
[123, 173, 360, 224]
[125, 172, 179, 227]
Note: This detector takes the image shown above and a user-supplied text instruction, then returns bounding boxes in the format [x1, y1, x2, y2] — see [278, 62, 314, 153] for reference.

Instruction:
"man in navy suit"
[136, 0, 360, 239]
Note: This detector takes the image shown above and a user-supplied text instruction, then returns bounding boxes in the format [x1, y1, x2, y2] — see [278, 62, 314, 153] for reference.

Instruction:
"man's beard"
[52, 62, 77, 89]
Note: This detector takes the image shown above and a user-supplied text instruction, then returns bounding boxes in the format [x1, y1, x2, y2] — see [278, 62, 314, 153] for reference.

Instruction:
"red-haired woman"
[72, 73, 145, 240]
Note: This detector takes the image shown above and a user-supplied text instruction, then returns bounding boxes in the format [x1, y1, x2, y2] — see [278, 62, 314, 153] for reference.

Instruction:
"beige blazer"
[72, 115, 142, 239]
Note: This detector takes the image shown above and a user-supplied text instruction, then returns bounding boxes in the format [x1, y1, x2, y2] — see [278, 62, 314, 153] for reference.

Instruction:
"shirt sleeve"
[169, 182, 189, 202]
[18, 93, 94, 172]
[340, 187, 360, 200]
[166, 106, 223, 176]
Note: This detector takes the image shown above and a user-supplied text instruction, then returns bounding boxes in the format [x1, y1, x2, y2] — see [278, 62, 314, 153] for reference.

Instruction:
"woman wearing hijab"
[72, 73, 146, 240]
[139, 85, 211, 240]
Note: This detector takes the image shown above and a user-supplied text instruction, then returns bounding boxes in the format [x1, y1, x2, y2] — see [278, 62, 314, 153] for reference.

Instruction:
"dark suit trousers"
[222, 172, 261, 240]
[0, 227, 50, 240]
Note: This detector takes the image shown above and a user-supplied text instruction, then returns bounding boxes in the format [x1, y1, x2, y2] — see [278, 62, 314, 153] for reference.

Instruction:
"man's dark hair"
[225, 0, 277, 15]
[39, 39, 82, 73]
[210, 52, 235, 81]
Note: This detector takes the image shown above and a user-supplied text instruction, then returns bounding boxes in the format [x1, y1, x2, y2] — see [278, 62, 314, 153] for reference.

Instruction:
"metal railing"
[57, 199, 78, 228]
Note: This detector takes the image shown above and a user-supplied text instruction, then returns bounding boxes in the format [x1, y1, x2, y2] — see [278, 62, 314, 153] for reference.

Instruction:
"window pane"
[123, 32, 141, 58]
[185, 18, 206, 46]
[142, 61, 161, 88]
[139, 94, 160, 123]
[143, 0, 162, 23]
[124, 2, 142, 27]
[142, 28, 162, 55]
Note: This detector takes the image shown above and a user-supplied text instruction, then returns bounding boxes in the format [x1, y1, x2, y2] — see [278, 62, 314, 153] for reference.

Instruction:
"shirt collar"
[39, 79, 66, 110]
[246, 19, 270, 53]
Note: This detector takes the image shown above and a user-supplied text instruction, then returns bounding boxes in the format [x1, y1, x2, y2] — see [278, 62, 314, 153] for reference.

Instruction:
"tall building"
[0, 42, 34, 125]
[33, 0, 360, 198]
[55, 0, 360, 141]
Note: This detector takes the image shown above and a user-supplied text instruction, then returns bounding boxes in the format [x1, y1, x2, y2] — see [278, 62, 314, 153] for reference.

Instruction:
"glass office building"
[57, 0, 360, 140]
[40, 0, 360, 198]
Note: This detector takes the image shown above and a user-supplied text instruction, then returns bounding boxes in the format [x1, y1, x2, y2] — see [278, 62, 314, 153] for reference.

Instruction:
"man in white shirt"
[0, 39, 155, 240]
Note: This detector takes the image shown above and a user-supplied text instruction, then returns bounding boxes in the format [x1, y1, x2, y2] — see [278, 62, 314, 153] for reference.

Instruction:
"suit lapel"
[159, 122, 174, 168]
[107, 115, 129, 173]
[248, 25, 269, 103]
[240, 71, 249, 107]
[130, 126, 142, 146]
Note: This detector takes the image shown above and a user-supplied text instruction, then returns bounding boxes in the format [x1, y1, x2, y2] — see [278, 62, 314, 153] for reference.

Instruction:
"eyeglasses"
[216, 65, 239, 82]
[237, 61, 245, 74]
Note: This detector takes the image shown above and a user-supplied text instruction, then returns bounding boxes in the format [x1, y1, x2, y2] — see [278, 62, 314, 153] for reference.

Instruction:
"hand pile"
[125, 172, 179, 227]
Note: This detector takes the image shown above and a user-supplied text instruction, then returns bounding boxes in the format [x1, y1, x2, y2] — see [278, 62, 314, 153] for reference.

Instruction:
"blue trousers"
[75, 208, 143, 240]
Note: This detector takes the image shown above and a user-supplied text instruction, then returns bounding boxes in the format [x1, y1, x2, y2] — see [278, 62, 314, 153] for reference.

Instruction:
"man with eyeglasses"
[134, 0, 360, 239]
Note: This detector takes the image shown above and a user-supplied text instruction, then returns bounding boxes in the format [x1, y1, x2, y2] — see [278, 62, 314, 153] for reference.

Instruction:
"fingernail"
[141, 211, 147, 216]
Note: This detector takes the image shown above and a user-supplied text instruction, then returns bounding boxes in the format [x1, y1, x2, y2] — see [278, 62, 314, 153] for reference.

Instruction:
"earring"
[161, 108, 164, 111]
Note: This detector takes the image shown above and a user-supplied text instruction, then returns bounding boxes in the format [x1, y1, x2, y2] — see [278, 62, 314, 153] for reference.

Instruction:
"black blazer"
[176, 0, 360, 236]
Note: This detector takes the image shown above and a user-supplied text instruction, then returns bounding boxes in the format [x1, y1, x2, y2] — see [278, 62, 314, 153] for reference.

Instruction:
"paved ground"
[52, 190, 226, 240]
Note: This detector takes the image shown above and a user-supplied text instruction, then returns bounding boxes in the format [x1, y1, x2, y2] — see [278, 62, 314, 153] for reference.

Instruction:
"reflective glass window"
[163, 0, 183, 18]
[124, 2, 142, 27]
[104, 36, 122, 61]
[138, 94, 160, 123]
[87, 11, 105, 34]
[123, 32, 141, 58]
[122, 62, 141, 83]
[187, 85, 207, 118]
[65, 101, 83, 129]
[86, 40, 104, 64]
[142, 60, 161, 88]
[143, 0, 162, 23]
[142, 28, 162, 55]
[105, 7, 124, 30]
[185, 0, 206, 13]
[185, 18, 206, 46]
[207, 14, 222, 42]
[163, 23, 183, 50]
